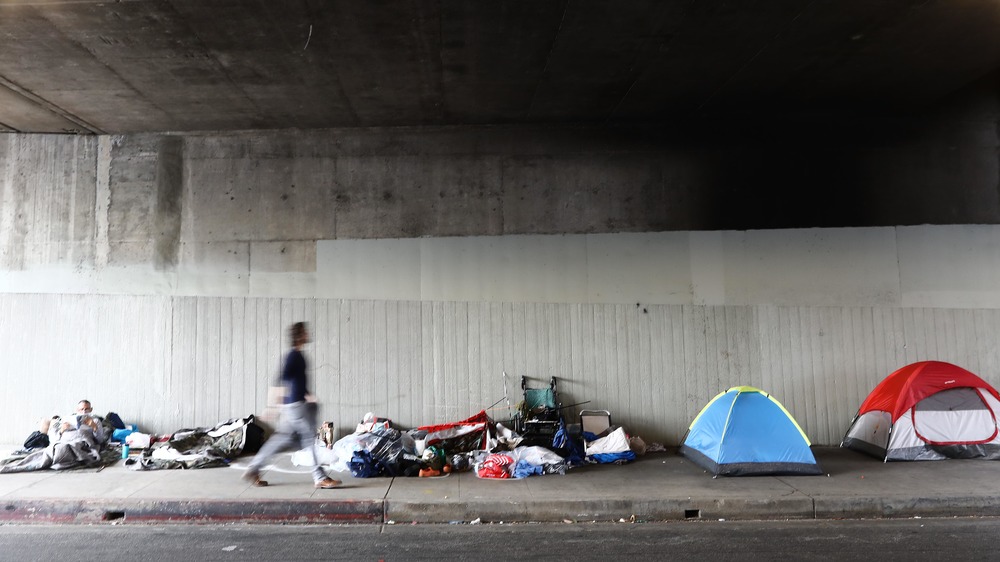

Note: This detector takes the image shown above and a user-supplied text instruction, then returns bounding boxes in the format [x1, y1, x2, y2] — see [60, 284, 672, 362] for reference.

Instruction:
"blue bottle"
[122, 444, 130, 459]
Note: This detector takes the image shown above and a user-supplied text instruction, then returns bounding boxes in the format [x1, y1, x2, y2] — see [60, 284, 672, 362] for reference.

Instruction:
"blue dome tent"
[679, 386, 823, 476]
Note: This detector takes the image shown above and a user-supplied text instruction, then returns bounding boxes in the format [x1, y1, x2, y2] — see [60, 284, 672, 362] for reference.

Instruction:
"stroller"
[515, 375, 563, 449]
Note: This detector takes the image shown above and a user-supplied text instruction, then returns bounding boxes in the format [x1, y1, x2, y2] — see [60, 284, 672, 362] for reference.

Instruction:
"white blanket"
[584, 427, 631, 455]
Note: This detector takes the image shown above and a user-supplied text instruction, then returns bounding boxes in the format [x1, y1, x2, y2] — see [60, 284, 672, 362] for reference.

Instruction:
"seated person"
[39, 399, 106, 445]
[5, 404, 105, 471]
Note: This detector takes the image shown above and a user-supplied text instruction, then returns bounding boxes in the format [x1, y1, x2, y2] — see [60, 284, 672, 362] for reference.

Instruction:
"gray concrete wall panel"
[500, 155, 664, 234]
[333, 155, 503, 239]
[182, 153, 338, 243]
[107, 135, 158, 264]
[0, 135, 96, 271]
[154, 136, 183, 269]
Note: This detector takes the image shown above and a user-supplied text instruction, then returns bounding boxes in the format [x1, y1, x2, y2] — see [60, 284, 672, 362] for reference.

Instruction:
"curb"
[813, 496, 1000, 520]
[5, 496, 1000, 525]
[0, 498, 382, 524]
[386, 497, 818, 523]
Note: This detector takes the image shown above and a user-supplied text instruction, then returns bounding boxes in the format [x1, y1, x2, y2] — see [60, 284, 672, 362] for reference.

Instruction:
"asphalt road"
[0, 518, 994, 561]
[0, 518, 1000, 562]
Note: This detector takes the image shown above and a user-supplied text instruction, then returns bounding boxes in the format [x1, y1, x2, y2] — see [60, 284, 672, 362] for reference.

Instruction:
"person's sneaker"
[314, 477, 341, 489]
[242, 470, 268, 487]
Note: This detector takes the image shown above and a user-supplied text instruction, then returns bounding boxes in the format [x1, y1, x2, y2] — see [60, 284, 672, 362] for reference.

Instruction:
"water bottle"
[122, 444, 130, 459]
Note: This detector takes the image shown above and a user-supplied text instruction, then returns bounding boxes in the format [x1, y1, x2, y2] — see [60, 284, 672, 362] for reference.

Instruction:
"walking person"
[243, 322, 341, 489]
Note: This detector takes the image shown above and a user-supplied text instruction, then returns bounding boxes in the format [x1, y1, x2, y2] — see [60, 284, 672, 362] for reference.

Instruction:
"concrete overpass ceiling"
[1, 0, 999, 134]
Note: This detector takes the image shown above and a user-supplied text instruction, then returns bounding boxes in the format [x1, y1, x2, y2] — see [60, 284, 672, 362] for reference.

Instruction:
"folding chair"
[579, 409, 612, 438]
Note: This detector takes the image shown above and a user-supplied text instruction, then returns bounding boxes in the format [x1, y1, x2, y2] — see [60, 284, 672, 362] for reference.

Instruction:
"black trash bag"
[366, 426, 404, 476]
[242, 417, 265, 455]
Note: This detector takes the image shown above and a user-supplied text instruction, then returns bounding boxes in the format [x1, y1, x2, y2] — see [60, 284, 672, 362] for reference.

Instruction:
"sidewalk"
[3, 446, 1000, 525]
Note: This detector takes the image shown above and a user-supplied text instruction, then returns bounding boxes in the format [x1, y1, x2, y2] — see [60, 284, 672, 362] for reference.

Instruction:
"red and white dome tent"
[842, 361, 1000, 461]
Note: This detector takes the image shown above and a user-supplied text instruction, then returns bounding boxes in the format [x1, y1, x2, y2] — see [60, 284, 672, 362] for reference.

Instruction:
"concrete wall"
[1, 108, 1000, 446]
[3, 110, 999, 297]
[3, 289, 1000, 448]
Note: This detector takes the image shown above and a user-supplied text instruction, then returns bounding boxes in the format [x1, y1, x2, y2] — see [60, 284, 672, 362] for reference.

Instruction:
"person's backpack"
[106, 412, 126, 430]
[22, 430, 49, 450]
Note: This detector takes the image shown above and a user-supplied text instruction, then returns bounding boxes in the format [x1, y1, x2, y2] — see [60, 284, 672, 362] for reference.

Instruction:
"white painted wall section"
[723, 228, 900, 307]
[898, 225, 1000, 308]
[317, 238, 421, 300]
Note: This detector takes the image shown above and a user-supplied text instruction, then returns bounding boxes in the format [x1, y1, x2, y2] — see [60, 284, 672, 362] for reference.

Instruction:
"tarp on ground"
[124, 415, 261, 470]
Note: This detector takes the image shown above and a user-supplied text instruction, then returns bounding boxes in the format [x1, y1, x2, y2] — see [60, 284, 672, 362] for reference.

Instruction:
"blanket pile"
[125, 415, 261, 470]
[0, 426, 118, 473]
